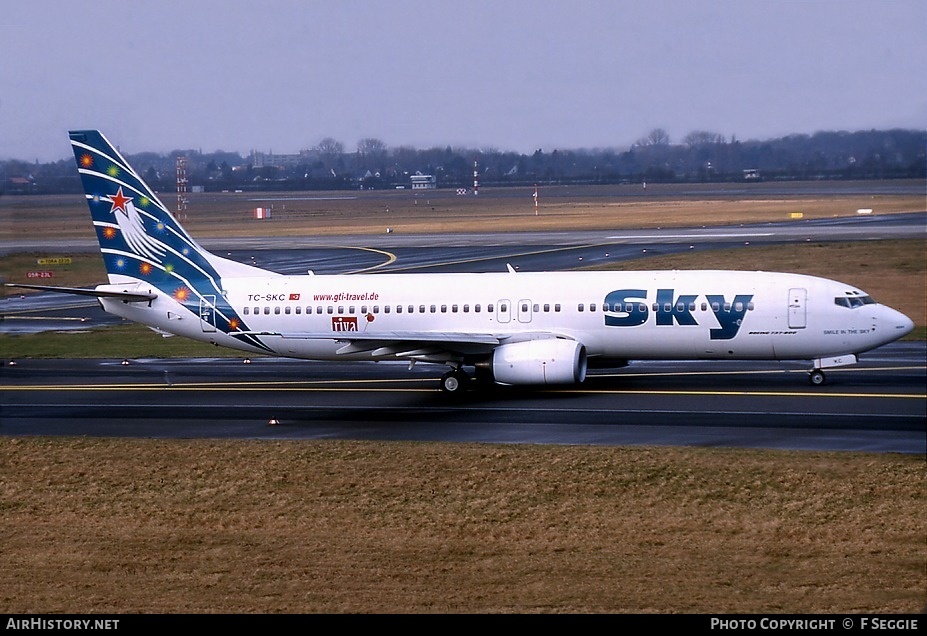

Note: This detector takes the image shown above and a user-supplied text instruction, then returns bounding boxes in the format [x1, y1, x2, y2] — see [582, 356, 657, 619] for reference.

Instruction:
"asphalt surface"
[1, 342, 924, 452]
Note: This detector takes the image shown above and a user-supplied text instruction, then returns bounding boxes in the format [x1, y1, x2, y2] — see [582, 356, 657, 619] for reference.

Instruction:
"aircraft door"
[496, 299, 511, 324]
[200, 294, 217, 332]
[788, 288, 806, 329]
[517, 299, 533, 323]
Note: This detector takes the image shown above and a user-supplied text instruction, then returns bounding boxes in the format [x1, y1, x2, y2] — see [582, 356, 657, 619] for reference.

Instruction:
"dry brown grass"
[1, 181, 923, 240]
[1, 438, 923, 614]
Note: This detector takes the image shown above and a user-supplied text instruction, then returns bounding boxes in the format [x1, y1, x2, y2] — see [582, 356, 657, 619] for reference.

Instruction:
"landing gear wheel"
[808, 369, 826, 386]
[440, 369, 469, 393]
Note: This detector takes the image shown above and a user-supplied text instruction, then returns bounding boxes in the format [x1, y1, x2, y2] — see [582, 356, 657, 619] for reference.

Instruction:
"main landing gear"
[440, 368, 471, 393]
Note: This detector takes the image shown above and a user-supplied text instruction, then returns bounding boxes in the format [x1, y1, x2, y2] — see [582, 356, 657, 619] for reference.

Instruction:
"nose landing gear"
[808, 369, 826, 386]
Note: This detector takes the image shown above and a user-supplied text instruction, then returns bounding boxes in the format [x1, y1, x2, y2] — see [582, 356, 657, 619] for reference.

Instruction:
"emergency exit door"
[788, 288, 806, 329]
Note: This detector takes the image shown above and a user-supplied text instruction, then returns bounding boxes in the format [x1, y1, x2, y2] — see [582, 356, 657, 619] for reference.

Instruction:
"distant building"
[411, 173, 436, 190]
[250, 149, 317, 169]
[5, 176, 35, 193]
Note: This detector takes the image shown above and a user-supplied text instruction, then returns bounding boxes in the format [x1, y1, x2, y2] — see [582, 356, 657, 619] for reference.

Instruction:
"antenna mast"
[176, 155, 188, 220]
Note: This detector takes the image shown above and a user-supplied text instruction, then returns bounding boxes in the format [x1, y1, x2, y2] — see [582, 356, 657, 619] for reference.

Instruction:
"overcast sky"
[2, 0, 925, 162]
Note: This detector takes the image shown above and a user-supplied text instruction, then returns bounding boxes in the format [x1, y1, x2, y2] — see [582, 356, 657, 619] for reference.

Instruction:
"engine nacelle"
[491, 339, 587, 385]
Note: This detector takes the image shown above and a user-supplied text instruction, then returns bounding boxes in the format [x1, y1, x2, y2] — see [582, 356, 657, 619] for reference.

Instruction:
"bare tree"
[637, 128, 671, 146]
[683, 131, 726, 147]
[357, 137, 387, 157]
[356, 137, 387, 171]
[316, 137, 344, 168]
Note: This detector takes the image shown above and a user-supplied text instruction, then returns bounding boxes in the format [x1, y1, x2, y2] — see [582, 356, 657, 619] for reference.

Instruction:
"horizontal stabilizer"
[5, 283, 157, 302]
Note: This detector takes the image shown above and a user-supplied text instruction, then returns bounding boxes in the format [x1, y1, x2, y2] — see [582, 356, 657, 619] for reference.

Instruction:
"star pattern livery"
[69, 130, 271, 352]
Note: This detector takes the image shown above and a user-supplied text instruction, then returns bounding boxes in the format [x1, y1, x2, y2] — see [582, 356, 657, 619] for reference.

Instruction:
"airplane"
[8, 130, 916, 393]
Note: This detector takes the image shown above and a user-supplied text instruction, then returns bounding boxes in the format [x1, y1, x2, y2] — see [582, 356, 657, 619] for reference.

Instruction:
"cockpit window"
[835, 295, 876, 309]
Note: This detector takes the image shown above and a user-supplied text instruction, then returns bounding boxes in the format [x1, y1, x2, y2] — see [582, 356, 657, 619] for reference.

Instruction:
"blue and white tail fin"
[67, 130, 275, 353]
[69, 130, 268, 285]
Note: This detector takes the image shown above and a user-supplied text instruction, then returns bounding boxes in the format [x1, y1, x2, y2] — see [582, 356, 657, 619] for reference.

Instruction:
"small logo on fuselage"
[332, 316, 358, 332]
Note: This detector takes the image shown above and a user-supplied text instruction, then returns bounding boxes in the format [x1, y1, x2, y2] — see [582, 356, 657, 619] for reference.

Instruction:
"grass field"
[1, 185, 924, 614]
[1, 180, 924, 240]
[1, 438, 923, 614]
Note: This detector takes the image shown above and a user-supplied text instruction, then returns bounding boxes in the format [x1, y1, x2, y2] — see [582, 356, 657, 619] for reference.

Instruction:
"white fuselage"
[101, 269, 914, 366]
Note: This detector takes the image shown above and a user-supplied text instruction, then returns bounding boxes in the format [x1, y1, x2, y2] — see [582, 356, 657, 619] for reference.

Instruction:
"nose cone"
[883, 306, 915, 340]
[896, 311, 915, 337]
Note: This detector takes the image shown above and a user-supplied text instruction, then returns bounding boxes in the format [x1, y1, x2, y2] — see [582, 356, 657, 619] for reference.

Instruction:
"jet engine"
[491, 339, 587, 385]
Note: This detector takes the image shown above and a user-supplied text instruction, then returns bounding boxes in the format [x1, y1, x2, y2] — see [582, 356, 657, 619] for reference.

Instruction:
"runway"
[2, 342, 924, 453]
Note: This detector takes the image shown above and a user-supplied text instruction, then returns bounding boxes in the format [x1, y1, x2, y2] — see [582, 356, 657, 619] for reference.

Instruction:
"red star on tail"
[109, 187, 131, 214]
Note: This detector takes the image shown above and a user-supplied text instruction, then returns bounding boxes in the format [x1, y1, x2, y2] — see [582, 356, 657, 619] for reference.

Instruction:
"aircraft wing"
[239, 329, 569, 360]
